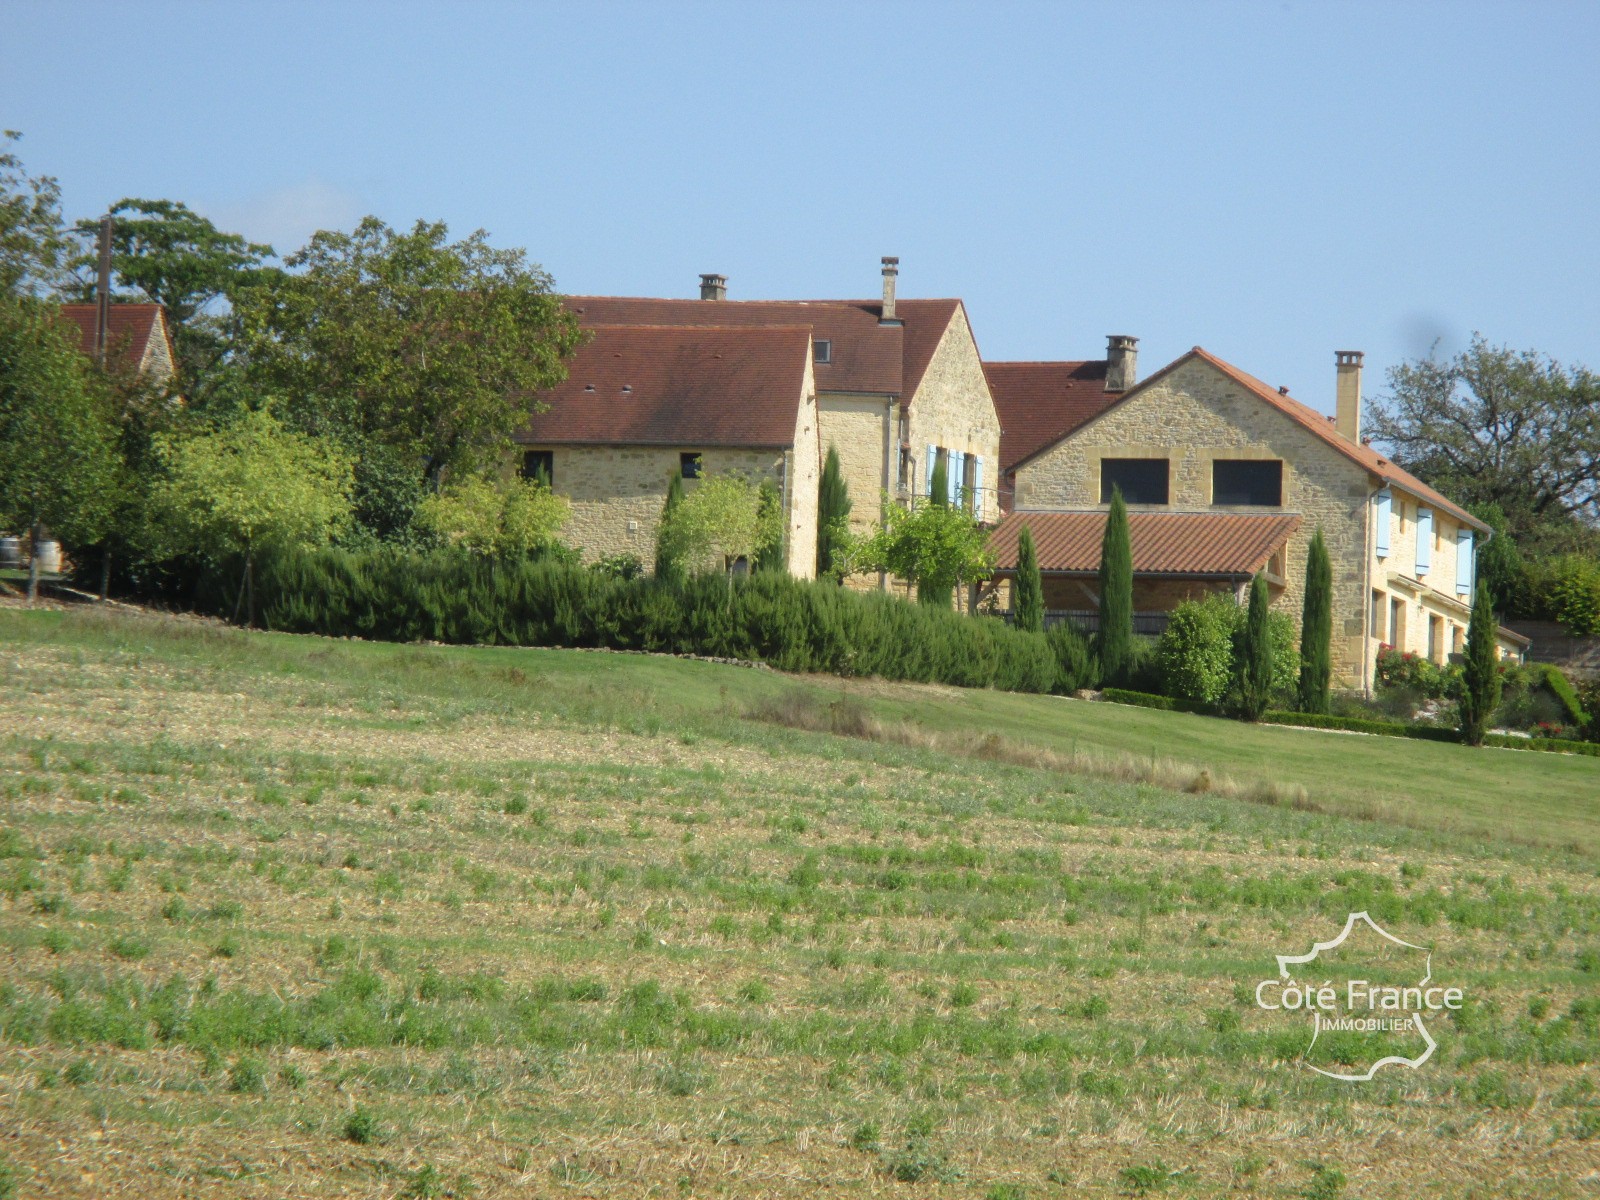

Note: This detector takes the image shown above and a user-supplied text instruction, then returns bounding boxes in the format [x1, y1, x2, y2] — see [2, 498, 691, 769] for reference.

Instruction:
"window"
[680, 452, 702, 479]
[813, 339, 832, 364]
[1211, 459, 1282, 506]
[1099, 458, 1168, 505]
[521, 450, 553, 487]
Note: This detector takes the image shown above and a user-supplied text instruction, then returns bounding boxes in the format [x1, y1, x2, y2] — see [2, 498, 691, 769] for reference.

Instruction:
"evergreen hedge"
[215, 546, 1061, 693]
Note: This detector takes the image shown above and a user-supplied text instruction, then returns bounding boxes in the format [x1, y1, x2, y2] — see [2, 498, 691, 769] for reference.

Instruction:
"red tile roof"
[519, 325, 810, 448]
[562, 295, 961, 401]
[57, 303, 167, 370]
[1011, 345, 1487, 532]
[983, 359, 1122, 471]
[989, 510, 1302, 575]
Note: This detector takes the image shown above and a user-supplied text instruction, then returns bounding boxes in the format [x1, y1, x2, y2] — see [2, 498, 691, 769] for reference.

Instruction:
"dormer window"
[813, 339, 832, 364]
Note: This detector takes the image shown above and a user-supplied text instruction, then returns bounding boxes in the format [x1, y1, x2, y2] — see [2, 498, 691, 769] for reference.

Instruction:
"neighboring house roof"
[519, 324, 811, 448]
[1012, 345, 1487, 532]
[57, 303, 173, 376]
[988, 510, 1303, 576]
[983, 359, 1121, 471]
[562, 295, 962, 400]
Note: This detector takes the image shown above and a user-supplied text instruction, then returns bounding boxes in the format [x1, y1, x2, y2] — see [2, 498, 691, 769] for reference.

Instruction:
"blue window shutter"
[1374, 490, 1391, 557]
[973, 455, 985, 519]
[1457, 528, 1474, 596]
[925, 445, 936, 497]
[1416, 508, 1432, 575]
[949, 451, 963, 506]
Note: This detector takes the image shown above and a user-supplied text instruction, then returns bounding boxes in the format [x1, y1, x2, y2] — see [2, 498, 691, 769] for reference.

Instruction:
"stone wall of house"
[1014, 358, 1373, 684]
[816, 393, 890, 537]
[140, 312, 176, 385]
[784, 364, 821, 578]
[525, 442, 816, 577]
[904, 304, 1003, 523]
[1369, 490, 1475, 666]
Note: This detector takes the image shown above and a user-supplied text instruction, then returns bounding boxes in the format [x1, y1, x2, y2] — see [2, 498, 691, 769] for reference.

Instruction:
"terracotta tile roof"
[983, 359, 1122, 471]
[561, 295, 961, 401]
[989, 510, 1302, 575]
[57, 303, 165, 370]
[1013, 345, 1486, 532]
[519, 324, 810, 448]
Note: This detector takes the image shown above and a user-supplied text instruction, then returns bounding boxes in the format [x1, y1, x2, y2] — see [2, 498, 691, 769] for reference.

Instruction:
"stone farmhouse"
[516, 260, 1002, 588]
[58, 302, 177, 383]
[983, 343, 1526, 689]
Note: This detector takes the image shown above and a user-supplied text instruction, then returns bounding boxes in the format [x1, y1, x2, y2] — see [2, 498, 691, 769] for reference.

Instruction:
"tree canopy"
[0, 131, 71, 298]
[416, 474, 571, 557]
[236, 217, 584, 481]
[1370, 336, 1600, 549]
[864, 492, 992, 608]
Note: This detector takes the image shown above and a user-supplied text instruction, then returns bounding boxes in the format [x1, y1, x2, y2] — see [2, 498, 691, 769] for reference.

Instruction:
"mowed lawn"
[1, 604, 1598, 1199]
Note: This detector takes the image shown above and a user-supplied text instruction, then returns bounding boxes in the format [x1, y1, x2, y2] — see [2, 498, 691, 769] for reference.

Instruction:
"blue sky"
[5, 0, 1597, 418]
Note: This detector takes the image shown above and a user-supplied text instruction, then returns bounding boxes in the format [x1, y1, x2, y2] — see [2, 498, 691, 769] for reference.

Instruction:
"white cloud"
[206, 178, 365, 255]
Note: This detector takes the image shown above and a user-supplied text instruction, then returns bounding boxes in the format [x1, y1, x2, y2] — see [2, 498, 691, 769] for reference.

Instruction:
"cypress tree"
[1459, 582, 1502, 746]
[1014, 523, 1044, 634]
[816, 444, 852, 581]
[1234, 573, 1274, 720]
[1096, 486, 1133, 685]
[1296, 528, 1333, 713]
[918, 454, 953, 607]
[654, 467, 685, 582]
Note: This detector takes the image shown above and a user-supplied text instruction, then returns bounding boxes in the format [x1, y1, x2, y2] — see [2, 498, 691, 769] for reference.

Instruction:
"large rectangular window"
[1211, 459, 1283, 506]
[1100, 458, 1168, 505]
[521, 450, 553, 487]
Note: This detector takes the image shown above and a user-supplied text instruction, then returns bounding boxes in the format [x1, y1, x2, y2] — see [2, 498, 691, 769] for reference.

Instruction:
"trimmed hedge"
[1098, 691, 1600, 757]
[1535, 663, 1588, 727]
[211, 547, 1061, 693]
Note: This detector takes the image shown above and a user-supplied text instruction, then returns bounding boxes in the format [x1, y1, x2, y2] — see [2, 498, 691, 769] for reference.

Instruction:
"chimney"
[879, 256, 900, 325]
[1335, 350, 1363, 442]
[698, 273, 727, 301]
[94, 215, 113, 367]
[1105, 334, 1138, 392]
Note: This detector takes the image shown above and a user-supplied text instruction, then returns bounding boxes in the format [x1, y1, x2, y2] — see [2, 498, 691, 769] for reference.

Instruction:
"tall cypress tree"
[1235, 572, 1274, 720]
[654, 467, 686, 582]
[816, 444, 852, 581]
[919, 454, 953, 607]
[1296, 528, 1333, 714]
[1014, 524, 1044, 634]
[1459, 582, 1502, 746]
[1097, 486, 1133, 685]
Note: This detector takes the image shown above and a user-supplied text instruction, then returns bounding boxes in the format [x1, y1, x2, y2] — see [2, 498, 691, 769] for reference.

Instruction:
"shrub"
[1374, 646, 1459, 701]
[1548, 555, 1600, 635]
[1156, 595, 1234, 705]
[343, 1105, 382, 1144]
[1046, 620, 1099, 693]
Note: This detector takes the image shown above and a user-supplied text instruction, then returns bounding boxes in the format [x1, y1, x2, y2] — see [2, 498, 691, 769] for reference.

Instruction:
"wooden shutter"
[925, 445, 936, 498]
[973, 456, 985, 520]
[1416, 508, 1432, 575]
[1374, 490, 1391, 558]
[1456, 528, 1474, 596]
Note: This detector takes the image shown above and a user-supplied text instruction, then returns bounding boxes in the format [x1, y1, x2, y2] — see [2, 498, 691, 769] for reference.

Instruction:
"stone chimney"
[1335, 350, 1363, 442]
[1105, 335, 1138, 392]
[879, 256, 901, 325]
[699, 273, 727, 301]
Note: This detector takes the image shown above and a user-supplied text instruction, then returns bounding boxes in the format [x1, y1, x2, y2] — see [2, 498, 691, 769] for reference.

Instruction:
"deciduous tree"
[415, 474, 570, 557]
[864, 492, 993, 612]
[0, 131, 71, 298]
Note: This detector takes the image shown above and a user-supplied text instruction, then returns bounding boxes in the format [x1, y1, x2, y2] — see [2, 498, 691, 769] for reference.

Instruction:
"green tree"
[236, 216, 583, 483]
[1459, 582, 1503, 746]
[1371, 337, 1600, 548]
[865, 493, 992, 611]
[917, 453, 954, 606]
[928, 453, 949, 509]
[816, 444, 852, 581]
[1097, 487, 1133, 685]
[657, 472, 779, 577]
[753, 480, 784, 572]
[0, 297, 120, 599]
[1466, 502, 1525, 617]
[148, 407, 353, 623]
[1296, 528, 1333, 714]
[1, 131, 71, 298]
[1013, 523, 1044, 634]
[655, 467, 686, 581]
[415, 474, 570, 557]
[69, 198, 276, 401]
[1233, 574, 1275, 721]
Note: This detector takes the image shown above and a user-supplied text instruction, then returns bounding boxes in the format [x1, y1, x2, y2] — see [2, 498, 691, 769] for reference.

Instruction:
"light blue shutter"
[973, 455, 985, 520]
[1416, 508, 1432, 575]
[925, 445, 936, 498]
[1457, 528, 1474, 596]
[1374, 490, 1391, 558]
[949, 451, 964, 506]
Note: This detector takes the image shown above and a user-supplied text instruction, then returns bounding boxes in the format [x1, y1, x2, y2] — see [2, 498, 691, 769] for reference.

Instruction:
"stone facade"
[1015, 357, 1406, 687]
[816, 393, 892, 537]
[903, 304, 1003, 522]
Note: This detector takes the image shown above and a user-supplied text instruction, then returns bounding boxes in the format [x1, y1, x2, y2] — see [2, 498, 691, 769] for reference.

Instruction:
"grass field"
[1, 604, 1598, 1198]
